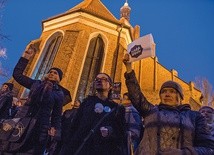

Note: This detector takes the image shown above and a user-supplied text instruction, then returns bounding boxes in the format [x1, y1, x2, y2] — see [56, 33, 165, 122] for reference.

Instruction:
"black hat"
[48, 67, 63, 81]
[160, 81, 184, 100]
[3, 83, 14, 91]
[199, 106, 214, 113]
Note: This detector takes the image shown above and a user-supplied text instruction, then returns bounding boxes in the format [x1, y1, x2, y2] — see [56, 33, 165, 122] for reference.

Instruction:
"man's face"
[1, 84, 9, 92]
[160, 88, 181, 106]
[46, 69, 60, 82]
[200, 107, 214, 124]
[94, 74, 111, 92]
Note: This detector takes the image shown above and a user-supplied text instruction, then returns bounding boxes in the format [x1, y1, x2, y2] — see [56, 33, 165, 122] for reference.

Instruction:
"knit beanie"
[3, 83, 14, 91]
[48, 67, 63, 81]
[160, 81, 184, 100]
[199, 106, 214, 113]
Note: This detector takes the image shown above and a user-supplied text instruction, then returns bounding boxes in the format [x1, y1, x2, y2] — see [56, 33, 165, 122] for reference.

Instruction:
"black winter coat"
[125, 70, 214, 155]
[60, 96, 127, 155]
[12, 57, 64, 154]
[0, 91, 13, 119]
[61, 107, 79, 142]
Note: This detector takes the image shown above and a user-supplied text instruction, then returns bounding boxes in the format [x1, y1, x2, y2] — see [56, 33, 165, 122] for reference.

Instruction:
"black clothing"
[49, 107, 79, 155]
[60, 96, 127, 155]
[61, 107, 79, 142]
[8, 105, 19, 119]
[0, 91, 13, 120]
[12, 57, 64, 155]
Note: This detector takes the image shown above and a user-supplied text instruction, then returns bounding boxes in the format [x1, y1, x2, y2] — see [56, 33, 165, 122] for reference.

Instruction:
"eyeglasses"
[94, 77, 109, 82]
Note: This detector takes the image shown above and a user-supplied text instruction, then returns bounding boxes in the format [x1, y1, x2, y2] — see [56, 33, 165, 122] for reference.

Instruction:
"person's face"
[160, 88, 181, 106]
[122, 95, 131, 104]
[15, 101, 22, 107]
[1, 84, 9, 92]
[74, 100, 80, 107]
[200, 107, 214, 124]
[94, 74, 111, 92]
[46, 69, 60, 82]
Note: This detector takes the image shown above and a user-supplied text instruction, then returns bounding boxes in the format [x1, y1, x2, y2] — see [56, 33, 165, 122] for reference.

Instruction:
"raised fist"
[22, 44, 37, 60]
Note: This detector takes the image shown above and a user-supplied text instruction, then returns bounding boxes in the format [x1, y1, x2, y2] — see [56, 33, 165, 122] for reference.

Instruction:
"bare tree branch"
[194, 77, 214, 107]
[0, 0, 9, 40]
[0, 61, 8, 77]
[0, 47, 7, 58]
[0, 0, 6, 8]
[0, 0, 9, 77]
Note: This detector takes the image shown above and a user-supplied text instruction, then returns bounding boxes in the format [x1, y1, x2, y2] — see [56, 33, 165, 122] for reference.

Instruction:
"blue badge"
[104, 106, 111, 113]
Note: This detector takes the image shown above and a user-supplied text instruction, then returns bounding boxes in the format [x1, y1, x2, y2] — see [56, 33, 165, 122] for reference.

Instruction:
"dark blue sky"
[1, 0, 214, 90]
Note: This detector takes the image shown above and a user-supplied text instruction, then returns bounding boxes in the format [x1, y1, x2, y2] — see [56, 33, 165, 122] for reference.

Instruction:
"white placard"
[127, 33, 155, 62]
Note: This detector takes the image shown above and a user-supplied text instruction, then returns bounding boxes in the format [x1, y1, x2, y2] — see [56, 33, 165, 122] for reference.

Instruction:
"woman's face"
[160, 88, 181, 106]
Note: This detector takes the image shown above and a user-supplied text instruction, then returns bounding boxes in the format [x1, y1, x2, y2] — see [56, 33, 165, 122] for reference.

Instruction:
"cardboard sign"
[127, 34, 155, 62]
[110, 82, 121, 100]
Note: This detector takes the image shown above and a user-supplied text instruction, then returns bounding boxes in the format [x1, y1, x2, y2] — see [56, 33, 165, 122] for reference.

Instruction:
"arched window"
[34, 32, 63, 80]
[76, 34, 104, 101]
[21, 32, 63, 98]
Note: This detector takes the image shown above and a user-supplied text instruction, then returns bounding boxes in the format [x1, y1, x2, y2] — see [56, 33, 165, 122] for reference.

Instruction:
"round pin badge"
[94, 103, 104, 113]
[104, 106, 111, 113]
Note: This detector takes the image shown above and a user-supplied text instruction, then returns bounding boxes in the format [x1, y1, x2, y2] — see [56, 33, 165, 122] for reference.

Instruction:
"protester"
[61, 99, 81, 143]
[60, 73, 127, 155]
[123, 53, 214, 155]
[8, 44, 71, 154]
[199, 106, 214, 136]
[46, 100, 81, 155]
[122, 92, 142, 154]
[0, 82, 14, 120]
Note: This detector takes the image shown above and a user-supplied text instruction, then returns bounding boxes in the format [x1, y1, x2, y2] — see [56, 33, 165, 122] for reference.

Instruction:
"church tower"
[13, 0, 202, 110]
[120, 0, 131, 22]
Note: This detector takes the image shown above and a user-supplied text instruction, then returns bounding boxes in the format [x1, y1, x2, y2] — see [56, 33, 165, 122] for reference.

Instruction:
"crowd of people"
[0, 45, 213, 155]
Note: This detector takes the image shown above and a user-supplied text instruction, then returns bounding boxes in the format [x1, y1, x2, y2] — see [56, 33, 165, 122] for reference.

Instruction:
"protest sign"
[127, 34, 155, 62]
[110, 82, 121, 100]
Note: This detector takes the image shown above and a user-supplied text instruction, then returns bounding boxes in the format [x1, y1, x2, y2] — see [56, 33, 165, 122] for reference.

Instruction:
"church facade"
[12, 0, 202, 110]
